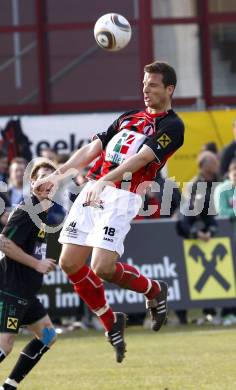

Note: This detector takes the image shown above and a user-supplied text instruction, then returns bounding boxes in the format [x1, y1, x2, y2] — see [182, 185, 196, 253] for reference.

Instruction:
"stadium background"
[1, 0, 236, 183]
[2, 3, 236, 390]
[1, 0, 236, 316]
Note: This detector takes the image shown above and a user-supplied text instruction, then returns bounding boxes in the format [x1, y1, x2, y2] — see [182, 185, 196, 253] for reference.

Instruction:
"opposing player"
[36, 61, 185, 363]
[0, 162, 57, 390]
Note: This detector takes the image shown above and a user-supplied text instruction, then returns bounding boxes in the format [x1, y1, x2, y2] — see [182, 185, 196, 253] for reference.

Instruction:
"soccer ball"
[94, 13, 132, 52]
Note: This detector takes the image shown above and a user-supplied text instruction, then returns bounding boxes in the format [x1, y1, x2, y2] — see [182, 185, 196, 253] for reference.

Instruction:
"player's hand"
[35, 258, 57, 274]
[33, 172, 59, 200]
[85, 180, 106, 205]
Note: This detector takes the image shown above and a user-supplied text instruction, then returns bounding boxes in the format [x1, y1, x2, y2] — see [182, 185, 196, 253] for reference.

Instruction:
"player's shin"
[110, 262, 161, 299]
[3, 328, 56, 388]
[69, 265, 115, 331]
[5, 339, 48, 386]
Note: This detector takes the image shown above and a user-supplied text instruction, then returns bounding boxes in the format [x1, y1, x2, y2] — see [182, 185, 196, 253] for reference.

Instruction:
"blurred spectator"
[0, 191, 11, 232]
[0, 151, 8, 183]
[156, 172, 181, 218]
[136, 183, 160, 219]
[8, 157, 27, 207]
[0, 157, 27, 231]
[215, 158, 236, 223]
[178, 151, 219, 240]
[220, 119, 236, 178]
[201, 141, 219, 156]
[40, 147, 58, 163]
[214, 158, 236, 325]
[55, 153, 71, 165]
[137, 172, 181, 220]
[176, 151, 220, 325]
[1, 118, 32, 162]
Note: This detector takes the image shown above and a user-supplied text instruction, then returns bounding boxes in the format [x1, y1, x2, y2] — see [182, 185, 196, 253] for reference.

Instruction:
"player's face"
[143, 72, 174, 113]
[31, 167, 54, 200]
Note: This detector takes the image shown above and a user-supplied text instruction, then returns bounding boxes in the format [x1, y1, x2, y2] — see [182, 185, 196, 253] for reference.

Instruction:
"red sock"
[110, 262, 161, 300]
[68, 265, 115, 331]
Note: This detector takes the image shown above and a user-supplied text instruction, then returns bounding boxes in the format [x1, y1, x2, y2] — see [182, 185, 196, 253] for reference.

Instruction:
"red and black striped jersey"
[87, 109, 184, 193]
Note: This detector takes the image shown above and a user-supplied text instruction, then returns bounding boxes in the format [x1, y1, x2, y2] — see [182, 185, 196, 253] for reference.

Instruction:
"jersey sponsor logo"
[106, 130, 146, 165]
[34, 242, 47, 260]
[7, 317, 18, 330]
[183, 238, 236, 300]
[38, 223, 46, 239]
[157, 133, 172, 148]
[113, 132, 136, 154]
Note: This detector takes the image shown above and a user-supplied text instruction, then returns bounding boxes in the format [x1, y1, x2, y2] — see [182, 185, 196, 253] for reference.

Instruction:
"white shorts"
[59, 181, 142, 257]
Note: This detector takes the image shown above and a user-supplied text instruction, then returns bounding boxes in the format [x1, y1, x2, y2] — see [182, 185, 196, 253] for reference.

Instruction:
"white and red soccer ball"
[94, 13, 132, 52]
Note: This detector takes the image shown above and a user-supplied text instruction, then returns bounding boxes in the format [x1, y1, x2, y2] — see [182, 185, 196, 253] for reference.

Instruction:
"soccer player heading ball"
[35, 61, 185, 363]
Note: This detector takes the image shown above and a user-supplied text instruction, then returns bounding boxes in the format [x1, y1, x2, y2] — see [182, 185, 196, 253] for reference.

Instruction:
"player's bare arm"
[34, 139, 102, 195]
[85, 145, 156, 203]
[0, 234, 56, 274]
[58, 138, 102, 174]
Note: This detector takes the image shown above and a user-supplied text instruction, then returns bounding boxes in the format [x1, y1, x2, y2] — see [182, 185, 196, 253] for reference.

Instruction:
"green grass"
[1, 325, 236, 390]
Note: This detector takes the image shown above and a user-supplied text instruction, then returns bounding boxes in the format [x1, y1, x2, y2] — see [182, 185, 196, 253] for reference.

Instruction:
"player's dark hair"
[144, 61, 177, 88]
[30, 161, 56, 180]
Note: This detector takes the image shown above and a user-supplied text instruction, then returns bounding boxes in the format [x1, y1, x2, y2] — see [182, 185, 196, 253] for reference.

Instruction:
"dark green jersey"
[0, 195, 47, 299]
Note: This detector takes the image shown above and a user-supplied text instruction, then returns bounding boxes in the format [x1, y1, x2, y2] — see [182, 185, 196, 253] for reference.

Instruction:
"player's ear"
[167, 85, 175, 97]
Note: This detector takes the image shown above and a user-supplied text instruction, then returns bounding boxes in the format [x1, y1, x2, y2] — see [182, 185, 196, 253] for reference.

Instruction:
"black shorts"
[0, 290, 47, 334]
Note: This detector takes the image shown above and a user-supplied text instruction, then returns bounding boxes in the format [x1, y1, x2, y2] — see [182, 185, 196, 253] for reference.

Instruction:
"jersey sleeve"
[1, 206, 33, 246]
[144, 119, 184, 164]
[93, 119, 119, 149]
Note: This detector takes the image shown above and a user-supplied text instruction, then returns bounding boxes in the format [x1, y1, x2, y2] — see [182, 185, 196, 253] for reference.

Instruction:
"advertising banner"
[42, 218, 236, 317]
[1, 108, 236, 184]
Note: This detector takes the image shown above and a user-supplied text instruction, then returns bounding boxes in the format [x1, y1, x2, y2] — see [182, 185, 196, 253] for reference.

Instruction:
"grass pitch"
[1, 325, 236, 390]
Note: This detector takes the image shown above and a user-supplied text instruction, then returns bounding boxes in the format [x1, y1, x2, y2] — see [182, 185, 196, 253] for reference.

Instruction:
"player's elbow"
[87, 139, 102, 158]
[138, 146, 156, 165]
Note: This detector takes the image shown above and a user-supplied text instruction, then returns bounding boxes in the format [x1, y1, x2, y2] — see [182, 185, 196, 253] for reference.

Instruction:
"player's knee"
[59, 255, 78, 275]
[2, 344, 13, 356]
[92, 262, 114, 281]
[0, 335, 14, 356]
[40, 327, 57, 347]
[59, 255, 69, 272]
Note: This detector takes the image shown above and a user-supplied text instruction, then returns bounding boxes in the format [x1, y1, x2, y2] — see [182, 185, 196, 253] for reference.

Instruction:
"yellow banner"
[168, 109, 236, 184]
